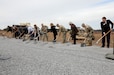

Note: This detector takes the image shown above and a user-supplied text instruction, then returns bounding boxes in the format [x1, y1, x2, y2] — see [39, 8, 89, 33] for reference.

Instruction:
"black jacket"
[71, 25, 79, 35]
[51, 26, 57, 35]
[101, 20, 113, 32]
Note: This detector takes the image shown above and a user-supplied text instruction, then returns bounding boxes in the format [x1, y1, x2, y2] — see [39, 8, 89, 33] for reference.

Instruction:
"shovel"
[96, 30, 112, 44]
[81, 38, 86, 47]
[66, 35, 72, 46]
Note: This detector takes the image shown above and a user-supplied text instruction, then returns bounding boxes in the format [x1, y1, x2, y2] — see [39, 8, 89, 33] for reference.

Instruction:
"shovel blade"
[81, 43, 86, 47]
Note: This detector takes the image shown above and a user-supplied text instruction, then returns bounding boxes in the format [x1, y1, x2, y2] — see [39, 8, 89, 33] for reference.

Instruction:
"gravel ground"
[0, 37, 114, 75]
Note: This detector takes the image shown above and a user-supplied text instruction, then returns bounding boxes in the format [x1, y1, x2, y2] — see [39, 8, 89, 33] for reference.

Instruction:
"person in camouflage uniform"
[82, 23, 94, 46]
[41, 24, 48, 41]
[56, 24, 67, 43]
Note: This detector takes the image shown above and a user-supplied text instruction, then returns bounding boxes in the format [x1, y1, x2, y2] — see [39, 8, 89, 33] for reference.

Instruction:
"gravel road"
[0, 37, 114, 75]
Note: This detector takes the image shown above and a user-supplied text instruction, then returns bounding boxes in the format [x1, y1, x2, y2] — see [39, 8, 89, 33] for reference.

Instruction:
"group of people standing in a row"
[6, 17, 114, 48]
[9, 24, 49, 41]
[7, 22, 95, 46]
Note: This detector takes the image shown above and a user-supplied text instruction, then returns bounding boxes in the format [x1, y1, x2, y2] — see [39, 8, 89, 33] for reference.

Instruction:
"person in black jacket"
[69, 22, 79, 44]
[50, 23, 57, 42]
[101, 17, 113, 48]
[7, 26, 13, 33]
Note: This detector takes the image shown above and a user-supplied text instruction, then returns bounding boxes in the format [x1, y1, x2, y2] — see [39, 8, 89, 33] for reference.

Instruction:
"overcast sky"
[0, 0, 114, 29]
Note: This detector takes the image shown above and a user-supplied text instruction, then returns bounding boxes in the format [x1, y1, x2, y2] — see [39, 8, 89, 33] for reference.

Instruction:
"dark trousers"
[72, 34, 76, 44]
[53, 33, 57, 40]
[15, 31, 20, 38]
[102, 32, 110, 47]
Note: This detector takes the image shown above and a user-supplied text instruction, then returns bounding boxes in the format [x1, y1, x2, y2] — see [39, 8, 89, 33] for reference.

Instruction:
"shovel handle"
[96, 30, 112, 44]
